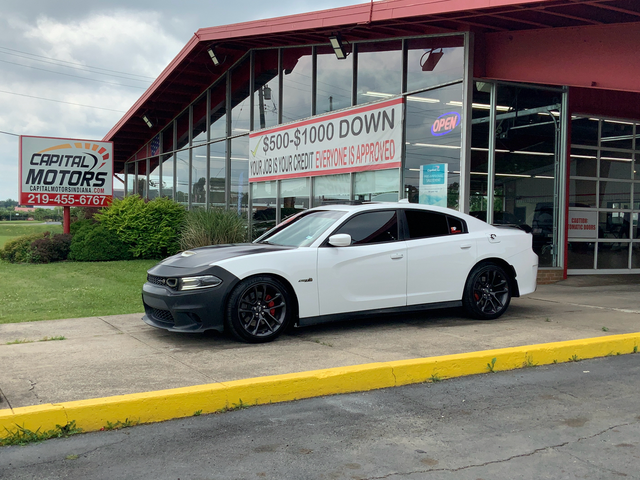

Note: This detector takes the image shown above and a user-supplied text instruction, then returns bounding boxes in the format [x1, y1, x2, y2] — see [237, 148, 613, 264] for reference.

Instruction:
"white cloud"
[0, 1, 365, 201]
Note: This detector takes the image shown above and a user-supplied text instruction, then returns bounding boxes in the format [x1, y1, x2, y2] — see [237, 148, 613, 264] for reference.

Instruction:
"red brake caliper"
[265, 294, 275, 315]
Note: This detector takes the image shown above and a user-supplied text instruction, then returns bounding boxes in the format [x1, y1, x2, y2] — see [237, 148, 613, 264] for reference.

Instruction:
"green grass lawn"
[0, 221, 63, 248]
[0, 260, 159, 324]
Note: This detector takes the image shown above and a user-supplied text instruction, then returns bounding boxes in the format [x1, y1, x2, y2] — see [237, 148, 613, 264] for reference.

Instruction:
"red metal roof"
[104, 0, 640, 171]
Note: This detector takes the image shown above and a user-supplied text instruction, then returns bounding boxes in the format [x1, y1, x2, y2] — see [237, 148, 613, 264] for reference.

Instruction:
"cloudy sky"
[0, 0, 369, 201]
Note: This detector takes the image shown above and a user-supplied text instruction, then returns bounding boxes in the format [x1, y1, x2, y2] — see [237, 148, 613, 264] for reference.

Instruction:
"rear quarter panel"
[475, 227, 539, 296]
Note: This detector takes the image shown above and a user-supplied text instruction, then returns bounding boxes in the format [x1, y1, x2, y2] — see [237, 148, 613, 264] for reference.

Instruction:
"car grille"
[151, 308, 174, 324]
[147, 274, 166, 286]
[147, 274, 178, 290]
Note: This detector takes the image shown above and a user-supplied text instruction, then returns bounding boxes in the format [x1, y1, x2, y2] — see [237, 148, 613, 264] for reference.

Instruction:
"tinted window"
[405, 210, 449, 238]
[447, 215, 465, 235]
[334, 211, 398, 245]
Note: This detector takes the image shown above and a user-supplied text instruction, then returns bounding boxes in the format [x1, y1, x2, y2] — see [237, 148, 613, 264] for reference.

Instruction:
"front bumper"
[141, 266, 239, 333]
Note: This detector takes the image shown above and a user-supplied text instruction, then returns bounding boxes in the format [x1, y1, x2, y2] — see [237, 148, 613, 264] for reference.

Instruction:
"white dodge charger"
[142, 202, 538, 343]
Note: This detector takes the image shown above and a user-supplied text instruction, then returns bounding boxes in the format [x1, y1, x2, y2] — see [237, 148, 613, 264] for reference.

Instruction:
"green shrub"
[95, 195, 186, 259]
[68, 223, 133, 262]
[180, 208, 247, 250]
[70, 218, 96, 236]
[31, 234, 72, 263]
[0, 232, 48, 263]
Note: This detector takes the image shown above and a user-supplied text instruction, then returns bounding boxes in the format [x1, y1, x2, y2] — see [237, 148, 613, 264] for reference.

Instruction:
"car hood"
[154, 243, 296, 270]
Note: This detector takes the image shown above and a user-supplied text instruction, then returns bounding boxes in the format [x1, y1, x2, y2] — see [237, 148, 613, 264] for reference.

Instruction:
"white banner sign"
[248, 98, 404, 182]
[20, 136, 114, 207]
[568, 209, 598, 239]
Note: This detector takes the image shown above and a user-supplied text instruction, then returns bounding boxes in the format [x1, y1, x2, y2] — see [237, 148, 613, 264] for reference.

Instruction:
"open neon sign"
[431, 112, 461, 136]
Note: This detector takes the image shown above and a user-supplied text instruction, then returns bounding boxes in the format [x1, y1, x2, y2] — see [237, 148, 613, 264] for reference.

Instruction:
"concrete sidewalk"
[1, 275, 639, 411]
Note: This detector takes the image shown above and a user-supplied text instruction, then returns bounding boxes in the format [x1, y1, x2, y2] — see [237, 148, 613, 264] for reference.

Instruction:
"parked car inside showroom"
[142, 202, 538, 343]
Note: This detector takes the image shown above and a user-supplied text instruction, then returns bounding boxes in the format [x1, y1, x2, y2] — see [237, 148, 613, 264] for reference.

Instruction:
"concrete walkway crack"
[358, 423, 633, 479]
[559, 449, 637, 478]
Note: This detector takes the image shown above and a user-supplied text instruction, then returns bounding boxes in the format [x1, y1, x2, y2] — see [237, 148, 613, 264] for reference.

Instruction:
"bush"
[70, 218, 96, 236]
[95, 196, 186, 259]
[0, 232, 48, 263]
[31, 234, 72, 263]
[68, 223, 133, 262]
[180, 208, 247, 250]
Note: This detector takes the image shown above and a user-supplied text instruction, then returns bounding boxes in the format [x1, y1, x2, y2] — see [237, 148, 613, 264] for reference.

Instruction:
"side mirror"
[328, 233, 352, 247]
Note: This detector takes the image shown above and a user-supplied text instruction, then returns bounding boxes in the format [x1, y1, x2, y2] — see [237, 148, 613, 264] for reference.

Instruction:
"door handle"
[460, 244, 472, 249]
[390, 253, 404, 259]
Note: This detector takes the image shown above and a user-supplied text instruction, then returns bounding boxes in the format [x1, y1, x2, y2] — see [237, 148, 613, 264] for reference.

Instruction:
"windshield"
[255, 210, 345, 247]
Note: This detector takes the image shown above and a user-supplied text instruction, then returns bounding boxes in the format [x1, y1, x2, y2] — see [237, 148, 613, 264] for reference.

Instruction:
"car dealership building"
[104, 0, 640, 280]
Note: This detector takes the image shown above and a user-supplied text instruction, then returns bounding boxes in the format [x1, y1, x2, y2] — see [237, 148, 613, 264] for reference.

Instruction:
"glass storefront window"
[162, 124, 174, 154]
[633, 243, 640, 268]
[567, 241, 595, 269]
[597, 242, 629, 269]
[231, 136, 249, 215]
[282, 47, 312, 123]
[148, 157, 161, 199]
[313, 174, 350, 206]
[599, 211, 631, 239]
[175, 149, 190, 205]
[601, 119, 634, 150]
[280, 177, 309, 220]
[316, 45, 352, 113]
[354, 169, 399, 202]
[126, 162, 135, 196]
[136, 161, 147, 198]
[209, 141, 226, 208]
[356, 41, 402, 106]
[570, 148, 597, 178]
[569, 116, 640, 272]
[176, 110, 189, 151]
[231, 58, 251, 136]
[192, 94, 207, 145]
[254, 49, 279, 130]
[192, 144, 207, 208]
[160, 153, 174, 199]
[599, 181, 631, 209]
[570, 117, 599, 147]
[404, 82, 463, 209]
[600, 151, 632, 179]
[406, 36, 464, 93]
[569, 179, 597, 208]
[210, 77, 227, 141]
[252, 181, 277, 239]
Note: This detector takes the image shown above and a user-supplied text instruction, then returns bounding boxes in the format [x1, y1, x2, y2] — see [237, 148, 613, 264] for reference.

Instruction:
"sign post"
[19, 136, 114, 233]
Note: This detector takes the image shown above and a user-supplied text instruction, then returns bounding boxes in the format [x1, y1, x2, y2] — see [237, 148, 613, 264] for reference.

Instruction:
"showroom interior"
[104, 0, 640, 280]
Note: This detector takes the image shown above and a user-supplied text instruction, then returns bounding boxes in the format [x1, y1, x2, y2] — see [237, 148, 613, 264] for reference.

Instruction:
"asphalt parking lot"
[1, 275, 639, 410]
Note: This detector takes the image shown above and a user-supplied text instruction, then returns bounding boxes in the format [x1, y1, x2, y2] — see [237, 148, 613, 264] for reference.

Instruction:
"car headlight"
[177, 275, 223, 291]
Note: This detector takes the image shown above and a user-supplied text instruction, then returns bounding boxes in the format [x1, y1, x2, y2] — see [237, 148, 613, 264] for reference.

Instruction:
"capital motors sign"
[20, 136, 113, 207]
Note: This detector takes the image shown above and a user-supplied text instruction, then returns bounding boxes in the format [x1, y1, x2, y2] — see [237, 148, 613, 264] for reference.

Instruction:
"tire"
[462, 262, 511, 320]
[225, 276, 293, 343]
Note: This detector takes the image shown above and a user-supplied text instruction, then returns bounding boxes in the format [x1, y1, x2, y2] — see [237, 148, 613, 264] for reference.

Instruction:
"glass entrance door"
[470, 81, 565, 267]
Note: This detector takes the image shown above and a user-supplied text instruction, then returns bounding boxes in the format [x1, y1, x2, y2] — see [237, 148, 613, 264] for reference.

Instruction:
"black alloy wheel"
[463, 263, 511, 320]
[226, 276, 292, 343]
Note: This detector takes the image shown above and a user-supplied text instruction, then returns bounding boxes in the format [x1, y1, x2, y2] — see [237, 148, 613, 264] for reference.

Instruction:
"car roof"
[307, 202, 499, 232]
[310, 202, 457, 215]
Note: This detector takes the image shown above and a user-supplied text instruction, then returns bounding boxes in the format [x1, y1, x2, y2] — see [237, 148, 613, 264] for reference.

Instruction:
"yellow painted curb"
[1, 332, 639, 440]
